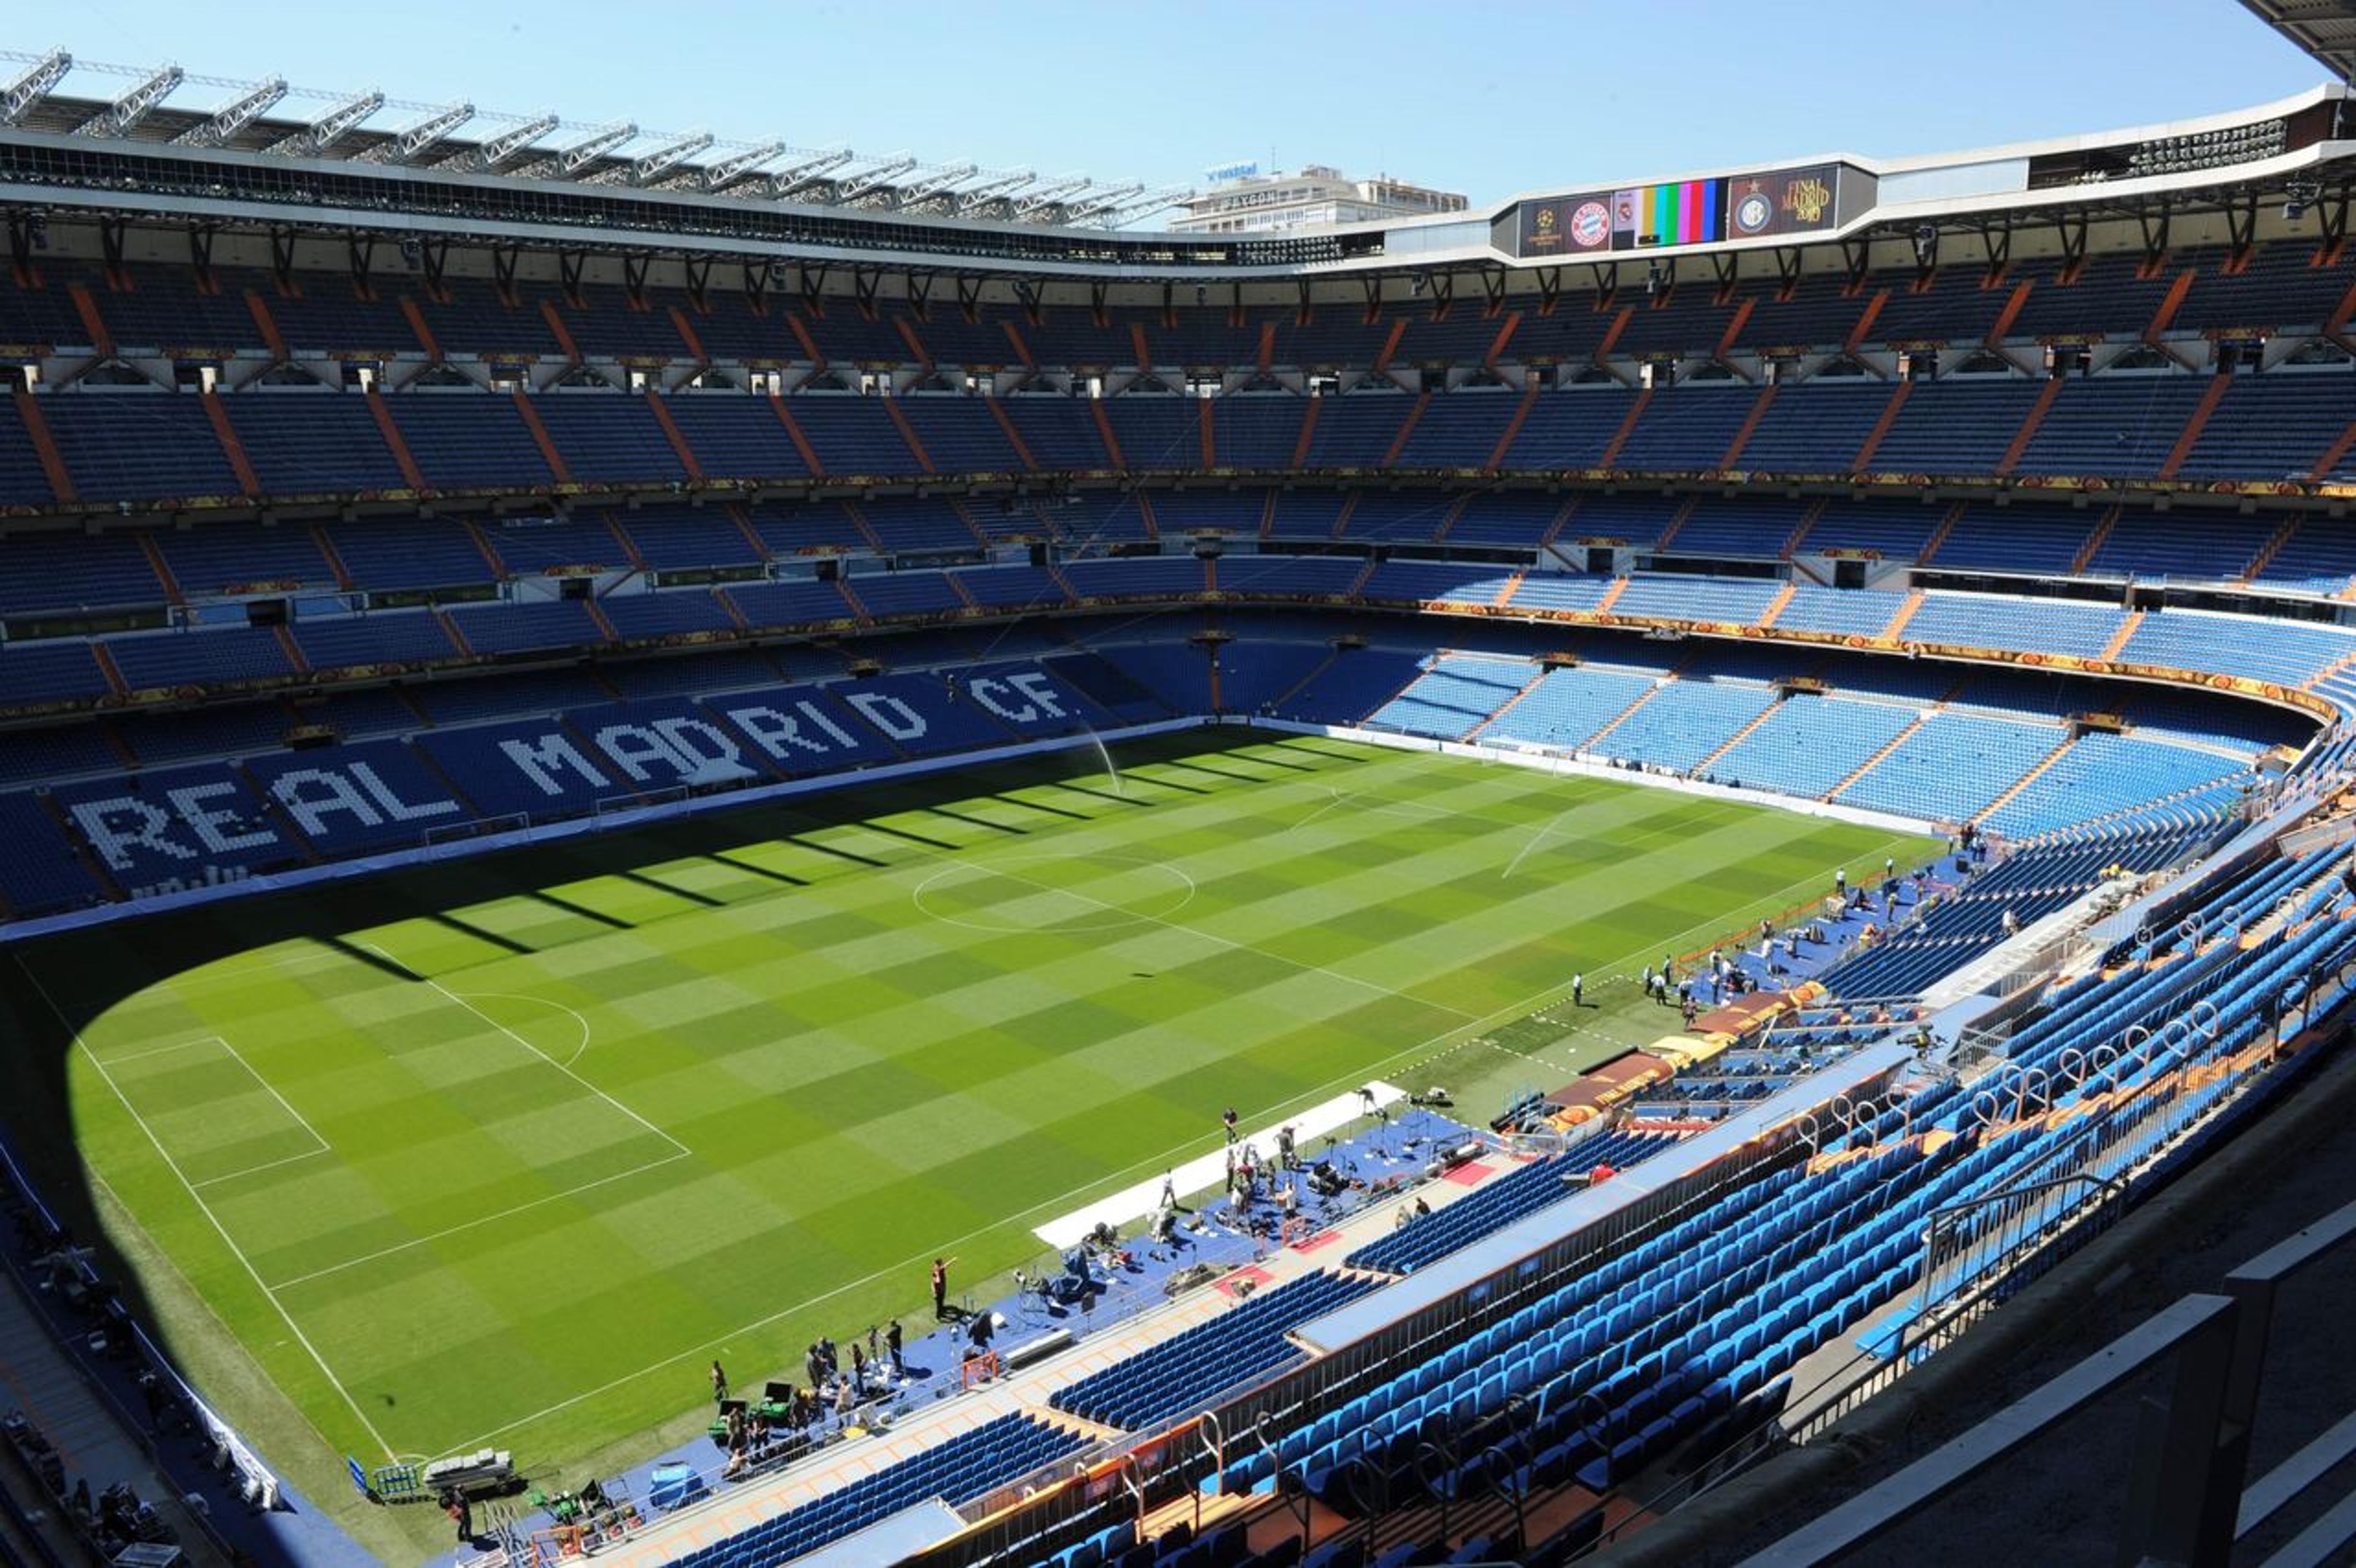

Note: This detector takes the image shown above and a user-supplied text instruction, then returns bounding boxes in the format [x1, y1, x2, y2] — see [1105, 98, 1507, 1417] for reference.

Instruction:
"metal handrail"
[1747, 1293, 2243, 1567]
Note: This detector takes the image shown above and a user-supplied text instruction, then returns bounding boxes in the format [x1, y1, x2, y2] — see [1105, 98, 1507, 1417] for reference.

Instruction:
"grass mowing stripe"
[6, 733, 1936, 1554]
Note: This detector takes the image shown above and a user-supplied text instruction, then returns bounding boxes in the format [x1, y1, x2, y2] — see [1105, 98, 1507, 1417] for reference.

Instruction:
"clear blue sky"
[21, 0, 2330, 209]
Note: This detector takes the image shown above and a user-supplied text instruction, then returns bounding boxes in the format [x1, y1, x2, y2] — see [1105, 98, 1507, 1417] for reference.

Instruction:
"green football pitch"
[1, 729, 1931, 1550]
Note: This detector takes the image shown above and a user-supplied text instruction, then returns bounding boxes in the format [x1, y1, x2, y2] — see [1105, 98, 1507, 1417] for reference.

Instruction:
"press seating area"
[662, 1414, 1084, 1568]
[1345, 1131, 1686, 1279]
[1046, 1272, 1379, 1434]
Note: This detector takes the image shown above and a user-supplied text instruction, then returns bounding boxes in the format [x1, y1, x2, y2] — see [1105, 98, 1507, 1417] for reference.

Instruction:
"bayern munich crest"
[1569, 200, 1611, 248]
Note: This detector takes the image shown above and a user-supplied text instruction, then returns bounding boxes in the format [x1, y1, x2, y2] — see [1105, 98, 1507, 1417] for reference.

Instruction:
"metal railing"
[1748, 1193, 2356, 1566]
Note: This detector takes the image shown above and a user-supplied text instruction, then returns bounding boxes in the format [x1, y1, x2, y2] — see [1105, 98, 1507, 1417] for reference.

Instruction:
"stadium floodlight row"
[2, 45, 2356, 1568]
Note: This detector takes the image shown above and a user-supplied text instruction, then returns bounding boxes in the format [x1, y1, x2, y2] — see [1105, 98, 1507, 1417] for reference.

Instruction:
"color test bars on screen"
[1619, 179, 1719, 247]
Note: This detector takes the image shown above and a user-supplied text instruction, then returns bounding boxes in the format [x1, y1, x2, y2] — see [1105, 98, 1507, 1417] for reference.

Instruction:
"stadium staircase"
[1582, 674, 1677, 748]
[1850, 380, 1912, 471]
[1979, 734, 2092, 828]
[1691, 694, 1790, 773]
[1881, 588, 1927, 640]
[1470, 664, 1550, 736]
[1777, 500, 1825, 559]
[1914, 501, 1965, 565]
[2154, 372, 2233, 480]
[1720, 384, 1777, 468]
[1650, 496, 1699, 553]
[10, 388, 73, 503]
[1820, 703, 1939, 801]
[2096, 611, 2146, 662]
[1485, 385, 1539, 470]
[2068, 507, 2119, 574]
[1993, 378, 2064, 477]
[1597, 387, 1651, 467]
[2244, 516, 2301, 581]
[2311, 417, 2356, 485]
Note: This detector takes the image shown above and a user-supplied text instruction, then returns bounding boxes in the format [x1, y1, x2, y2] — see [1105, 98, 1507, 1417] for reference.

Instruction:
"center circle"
[913, 853, 1197, 933]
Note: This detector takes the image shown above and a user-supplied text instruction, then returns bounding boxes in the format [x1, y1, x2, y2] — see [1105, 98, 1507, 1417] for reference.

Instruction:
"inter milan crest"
[1731, 181, 1774, 236]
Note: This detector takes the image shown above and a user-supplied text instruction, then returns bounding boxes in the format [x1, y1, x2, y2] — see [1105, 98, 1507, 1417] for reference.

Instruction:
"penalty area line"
[10, 953, 401, 1463]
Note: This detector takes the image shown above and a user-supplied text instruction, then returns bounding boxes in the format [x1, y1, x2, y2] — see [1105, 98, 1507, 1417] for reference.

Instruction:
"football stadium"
[6, 7, 2356, 1565]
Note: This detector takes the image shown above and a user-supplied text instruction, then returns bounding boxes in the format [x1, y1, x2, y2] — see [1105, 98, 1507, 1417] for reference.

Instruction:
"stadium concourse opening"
[6, 26, 2356, 1566]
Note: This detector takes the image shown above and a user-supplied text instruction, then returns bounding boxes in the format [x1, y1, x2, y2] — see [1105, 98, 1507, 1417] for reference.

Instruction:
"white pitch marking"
[265, 1150, 691, 1291]
[89, 1034, 230, 1067]
[1502, 805, 1576, 880]
[923, 850, 1480, 1023]
[191, 1147, 332, 1189]
[355, 942, 688, 1158]
[454, 990, 596, 1069]
[212, 1036, 331, 1158]
[12, 955, 399, 1462]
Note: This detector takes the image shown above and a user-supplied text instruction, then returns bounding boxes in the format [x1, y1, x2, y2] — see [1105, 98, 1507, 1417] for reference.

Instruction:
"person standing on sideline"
[886, 1320, 904, 1379]
[1222, 1107, 1239, 1144]
[1835, 866, 1847, 897]
[931, 1257, 951, 1321]
[1571, 972, 1585, 1008]
[710, 1359, 728, 1405]
[849, 1340, 868, 1396]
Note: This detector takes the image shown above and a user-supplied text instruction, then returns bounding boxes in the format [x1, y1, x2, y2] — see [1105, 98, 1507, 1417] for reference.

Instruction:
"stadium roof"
[2242, 1, 2356, 82]
[0, 47, 1190, 229]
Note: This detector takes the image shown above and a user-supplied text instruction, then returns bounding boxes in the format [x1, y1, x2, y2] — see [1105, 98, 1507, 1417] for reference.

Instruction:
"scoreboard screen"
[1497, 161, 1852, 259]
